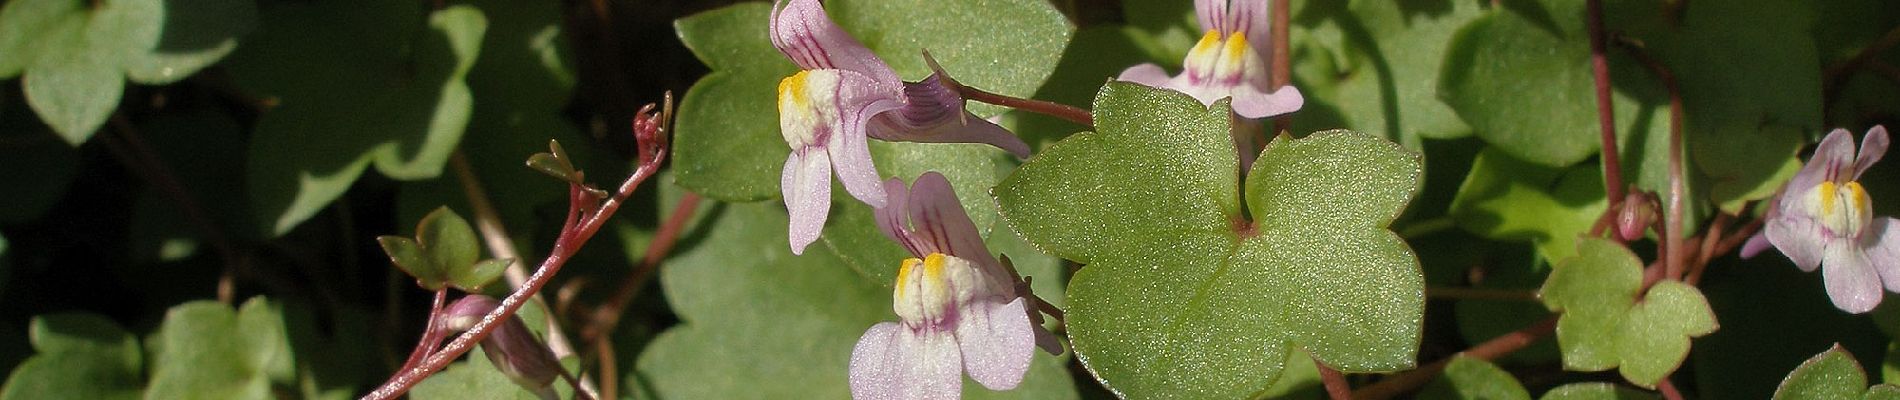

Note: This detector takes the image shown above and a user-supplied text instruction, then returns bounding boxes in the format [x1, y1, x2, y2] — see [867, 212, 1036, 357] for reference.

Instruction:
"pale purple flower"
[1742, 126, 1898, 313]
[1117, 0, 1303, 119]
[849, 172, 1055, 400]
[772, 0, 1030, 255]
[441, 295, 565, 400]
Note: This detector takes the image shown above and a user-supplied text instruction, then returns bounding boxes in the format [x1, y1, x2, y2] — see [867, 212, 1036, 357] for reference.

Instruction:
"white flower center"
[777, 69, 843, 149]
[1801, 181, 1873, 239]
[892, 253, 982, 329]
[1182, 29, 1266, 92]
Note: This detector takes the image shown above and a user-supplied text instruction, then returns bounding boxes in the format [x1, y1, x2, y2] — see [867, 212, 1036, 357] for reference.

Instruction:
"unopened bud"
[1616, 192, 1657, 242]
[439, 295, 564, 399]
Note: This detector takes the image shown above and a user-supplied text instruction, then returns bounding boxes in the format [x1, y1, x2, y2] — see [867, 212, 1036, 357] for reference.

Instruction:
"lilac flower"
[1116, 0, 1303, 119]
[771, 0, 1030, 255]
[1742, 126, 1898, 313]
[441, 295, 565, 400]
[849, 172, 1056, 400]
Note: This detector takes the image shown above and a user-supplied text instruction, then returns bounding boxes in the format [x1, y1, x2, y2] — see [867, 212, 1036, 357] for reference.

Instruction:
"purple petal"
[1869, 218, 1900, 292]
[784, 150, 833, 254]
[831, 104, 889, 209]
[867, 75, 1031, 158]
[1822, 241, 1882, 313]
[1791, 128, 1858, 193]
[1854, 125, 1888, 180]
[482, 311, 563, 393]
[955, 297, 1036, 390]
[1117, 63, 1174, 87]
[874, 177, 914, 250]
[770, 0, 899, 86]
[1740, 231, 1773, 259]
[1230, 84, 1304, 119]
[1229, 0, 1272, 61]
[908, 173, 999, 271]
[848, 323, 963, 400]
[1766, 214, 1826, 272]
[1195, 0, 1229, 34]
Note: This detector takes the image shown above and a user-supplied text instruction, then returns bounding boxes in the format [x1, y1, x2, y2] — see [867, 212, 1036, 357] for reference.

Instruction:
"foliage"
[0, 0, 1897, 399]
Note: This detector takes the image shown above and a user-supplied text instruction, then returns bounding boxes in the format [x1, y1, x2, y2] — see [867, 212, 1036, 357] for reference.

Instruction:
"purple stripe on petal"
[1195, 0, 1228, 33]
[770, 0, 900, 86]
[955, 297, 1036, 391]
[867, 75, 1032, 158]
[909, 173, 1001, 271]
[1854, 125, 1888, 180]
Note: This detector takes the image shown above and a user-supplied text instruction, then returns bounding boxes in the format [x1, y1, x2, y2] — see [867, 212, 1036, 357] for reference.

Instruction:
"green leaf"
[1772, 345, 1900, 400]
[670, 0, 1071, 201]
[994, 83, 1423, 398]
[233, 2, 486, 235]
[1289, 0, 1484, 147]
[143, 298, 295, 399]
[0, 0, 254, 144]
[1537, 382, 1659, 400]
[0, 314, 143, 400]
[1449, 148, 1606, 262]
[378, 236, 441, 290]
[1540, 238, 1716, 388]
[1419, 356, 1529, 400]
[637, 201, 1076, 400]
[418, 207, 481, 281]
[453, 258, 512, 292]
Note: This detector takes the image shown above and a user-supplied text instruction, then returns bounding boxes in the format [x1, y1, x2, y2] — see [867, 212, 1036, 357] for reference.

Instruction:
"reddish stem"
[361, 106, 670, 400]
[1658, 377, 1685, 400]
[1353, 317, 1558, 400]
[1586, 0, 1626, 203]
[583, 192, 704, 344]
[1269, 0, 1292, 137]
[1317, 358, 1352, 400]
[398, 290, 449, 372]
[1618, 40, 1688, 281]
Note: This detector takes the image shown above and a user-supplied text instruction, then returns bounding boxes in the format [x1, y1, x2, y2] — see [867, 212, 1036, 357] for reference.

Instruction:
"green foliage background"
[0, 0, 1898, 399]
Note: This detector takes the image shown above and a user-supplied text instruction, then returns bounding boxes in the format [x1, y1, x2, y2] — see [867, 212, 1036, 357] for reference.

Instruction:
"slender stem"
[362, 127, 667, 400]
[1658, 377, 1685, 400]
[1317, 358, 1352, 400]
[922, 56, 1091, 127]
[583, 192, 704, 344]
[1353, 317, 1558, 400]
[1269, 0, 1292, 138]
[1824, 24, 1900, 101]
[596, 337, 618, 400]
[399, 290, 449, 372]
[1426, 287, 1540, 302]
[956, 85, 1093, 127]
[104, 116, 247, 304]
[1621, 40, 1688, 281]
[449, 151, 596, 396]
[1586, 0, 1626, 203]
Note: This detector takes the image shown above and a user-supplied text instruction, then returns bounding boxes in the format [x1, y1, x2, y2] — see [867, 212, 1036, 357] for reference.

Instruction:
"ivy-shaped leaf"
[1538, 383, 1660, 400]
[0, 314, 143, 400]
[1540, 238, 1717, 388]
[669, 0, 1071, 201]
[0, 0, 255, 144]
[1419, 356, 1530, 400]
[1438, 0, 1691, 220]
[143, 298, 296, 399]
[994, 82, 1424, 398]
[1290, 0, 1485, 147]
[1773, 345, 1900, 400]
[1449, 148, 1606, 262]
[635, 201, 1076, 399]
[229, 2, 486, 236]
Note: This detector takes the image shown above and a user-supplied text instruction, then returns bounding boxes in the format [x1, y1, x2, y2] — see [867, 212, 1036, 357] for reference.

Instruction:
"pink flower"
[771, 0, 1029, 254]
[1116, 0, 1303, 119]
[1743, 126, 1898, 313]
[848, 172, 1055, 400]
